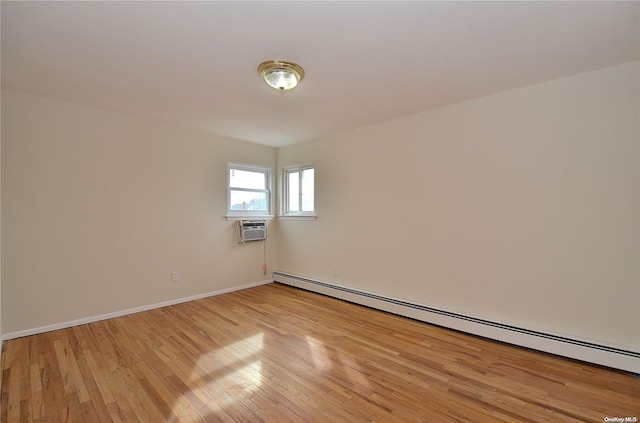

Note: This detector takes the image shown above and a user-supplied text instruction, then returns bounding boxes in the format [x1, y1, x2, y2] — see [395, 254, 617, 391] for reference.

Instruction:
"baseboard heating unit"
[273, 271, 639, 374]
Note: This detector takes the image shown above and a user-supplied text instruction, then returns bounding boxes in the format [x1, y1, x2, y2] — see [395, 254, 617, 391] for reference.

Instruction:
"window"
[283, 165, 315, 216]
[228, 163, 271, 217]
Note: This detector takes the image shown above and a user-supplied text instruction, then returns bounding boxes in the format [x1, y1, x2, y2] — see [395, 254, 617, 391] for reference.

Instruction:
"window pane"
[230, 190, 268, 211]
[288, 171, 300, 211]
[230, 169, 266, 189]
[301, 168, 314, 212]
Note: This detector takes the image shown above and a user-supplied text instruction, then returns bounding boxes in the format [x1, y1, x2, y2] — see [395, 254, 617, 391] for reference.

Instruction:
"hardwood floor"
[1, 283, 638, 422]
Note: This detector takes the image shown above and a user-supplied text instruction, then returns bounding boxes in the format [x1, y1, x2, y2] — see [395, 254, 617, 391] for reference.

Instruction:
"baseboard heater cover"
[273, 271, 639, 374]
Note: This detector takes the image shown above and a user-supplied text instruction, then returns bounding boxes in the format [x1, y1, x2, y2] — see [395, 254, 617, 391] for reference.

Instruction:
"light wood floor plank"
[1, 283, 638, 422]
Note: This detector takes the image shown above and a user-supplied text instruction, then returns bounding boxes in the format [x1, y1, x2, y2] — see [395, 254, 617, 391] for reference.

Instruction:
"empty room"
[1, 1, 639, 422]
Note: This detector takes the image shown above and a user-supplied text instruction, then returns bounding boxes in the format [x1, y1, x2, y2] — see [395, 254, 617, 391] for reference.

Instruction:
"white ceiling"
[2, 1, 639, 148]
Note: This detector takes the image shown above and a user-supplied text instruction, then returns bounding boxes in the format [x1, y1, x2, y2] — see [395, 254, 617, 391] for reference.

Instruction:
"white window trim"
[279, 215, 317, 221]
[226, 215, 275, 221]
[280, 164, 317, 219]
[226, 162, 273, 220]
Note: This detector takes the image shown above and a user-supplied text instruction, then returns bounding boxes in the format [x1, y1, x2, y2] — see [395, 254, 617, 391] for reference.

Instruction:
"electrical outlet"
[171, 271, 179, 282]
[333, 267, 339, 277]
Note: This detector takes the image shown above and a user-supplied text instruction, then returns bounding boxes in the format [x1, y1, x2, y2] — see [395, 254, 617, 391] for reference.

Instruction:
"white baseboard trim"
[2, 279, 273, 341]
[274, 271, 639, 374]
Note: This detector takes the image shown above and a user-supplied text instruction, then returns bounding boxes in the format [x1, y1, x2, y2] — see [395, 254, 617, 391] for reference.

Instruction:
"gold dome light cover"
[258, 60, 305, 91]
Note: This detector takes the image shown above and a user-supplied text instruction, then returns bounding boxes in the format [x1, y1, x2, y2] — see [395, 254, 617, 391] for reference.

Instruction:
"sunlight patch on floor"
[191, 332, 265, 374]
[174, 333, 265, 418]
[306, 335, 333, 372]
[338, 353, 371, 390]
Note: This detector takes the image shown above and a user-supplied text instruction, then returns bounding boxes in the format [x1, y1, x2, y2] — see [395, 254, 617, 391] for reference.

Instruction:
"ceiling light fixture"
[258, 60, 305, 92]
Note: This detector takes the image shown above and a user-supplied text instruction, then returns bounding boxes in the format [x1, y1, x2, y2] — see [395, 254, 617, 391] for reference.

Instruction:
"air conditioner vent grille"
[237, 220, 267, 243]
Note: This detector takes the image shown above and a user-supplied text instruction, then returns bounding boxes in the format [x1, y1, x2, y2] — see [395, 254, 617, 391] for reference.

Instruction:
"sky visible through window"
[230, 168, 268, 211]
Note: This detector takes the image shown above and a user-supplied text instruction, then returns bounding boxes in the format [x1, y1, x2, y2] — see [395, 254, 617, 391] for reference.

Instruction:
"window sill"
[225, 215, 275, 221]
[279, 215, 317, 221]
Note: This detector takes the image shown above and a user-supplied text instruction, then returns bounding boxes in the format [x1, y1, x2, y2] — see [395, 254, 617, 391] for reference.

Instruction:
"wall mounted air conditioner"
[237, 219, 267, 243]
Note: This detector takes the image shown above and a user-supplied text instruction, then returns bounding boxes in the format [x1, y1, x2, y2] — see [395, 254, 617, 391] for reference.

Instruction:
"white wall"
[2, 61, 638, 354]
[1, 90, 277, 335]
[277, 61, 640, 353]
[0, 87, 3, 346]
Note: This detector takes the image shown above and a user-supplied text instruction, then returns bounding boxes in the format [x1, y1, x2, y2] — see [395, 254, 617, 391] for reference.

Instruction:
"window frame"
[282, 164, 316, 218]
[227, 162, 273, 219]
